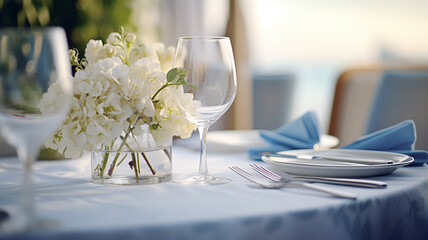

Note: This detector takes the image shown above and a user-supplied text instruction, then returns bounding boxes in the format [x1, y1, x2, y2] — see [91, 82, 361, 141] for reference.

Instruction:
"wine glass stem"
[23, 160, 35, 224]
[197, 125, 210, 177]
[18, 147, 37, 228]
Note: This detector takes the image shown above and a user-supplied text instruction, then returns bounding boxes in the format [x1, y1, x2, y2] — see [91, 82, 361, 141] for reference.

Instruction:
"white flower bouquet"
[39, 28, 199, 181]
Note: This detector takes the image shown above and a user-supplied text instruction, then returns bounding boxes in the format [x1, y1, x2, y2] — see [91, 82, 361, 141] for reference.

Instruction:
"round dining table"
[0, 132, 428, 240]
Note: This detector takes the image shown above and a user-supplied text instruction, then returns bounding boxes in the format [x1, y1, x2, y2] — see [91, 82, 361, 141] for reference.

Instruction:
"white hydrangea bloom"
[84, 40, 103, 64]
[39, 29, 199, 158]
[129, 44, 158, 65]
[125, 33, 137, 43]
[151, 42, 175, 73]
[38, 81, 67, 115]
[106, 32, 121, 45]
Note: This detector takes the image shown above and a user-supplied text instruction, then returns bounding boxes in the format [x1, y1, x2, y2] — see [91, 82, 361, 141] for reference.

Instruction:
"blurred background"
[1, 0, 428, 134]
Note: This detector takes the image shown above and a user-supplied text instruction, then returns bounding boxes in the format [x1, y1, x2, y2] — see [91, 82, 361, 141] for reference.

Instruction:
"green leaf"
[177, 68, 188, 78]
[177, 79, 186, 85]
[167, 68, 178, 82]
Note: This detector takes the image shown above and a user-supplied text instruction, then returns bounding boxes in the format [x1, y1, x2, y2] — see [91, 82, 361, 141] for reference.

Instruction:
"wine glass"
[173, 37, 237, 185]
[0, 27, 72, 231]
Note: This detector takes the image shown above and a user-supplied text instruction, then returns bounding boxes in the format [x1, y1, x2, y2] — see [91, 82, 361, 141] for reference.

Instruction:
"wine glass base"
[174, 174, 230, 185]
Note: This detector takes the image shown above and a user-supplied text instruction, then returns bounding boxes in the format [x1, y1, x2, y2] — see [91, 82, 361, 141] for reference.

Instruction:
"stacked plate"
[262, 149, 414, 178]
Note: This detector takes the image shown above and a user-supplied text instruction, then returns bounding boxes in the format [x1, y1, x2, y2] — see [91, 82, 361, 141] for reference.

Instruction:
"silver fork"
[229, 166, 357, 199]
[250, 164, 387, 188]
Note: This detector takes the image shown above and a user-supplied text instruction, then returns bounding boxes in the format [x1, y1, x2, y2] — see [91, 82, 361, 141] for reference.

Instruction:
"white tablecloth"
[1, 143, 428, 240]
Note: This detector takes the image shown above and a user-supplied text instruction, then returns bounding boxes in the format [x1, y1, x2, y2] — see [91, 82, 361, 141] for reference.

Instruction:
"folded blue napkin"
[249, 113, 428, 166]
[248, 111, 320, 160]
[343, 120, 428, 166]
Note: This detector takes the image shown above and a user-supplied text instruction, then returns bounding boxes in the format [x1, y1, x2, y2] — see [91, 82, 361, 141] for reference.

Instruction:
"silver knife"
[293, 176, 387, 188]
[263, 153, 394, 165]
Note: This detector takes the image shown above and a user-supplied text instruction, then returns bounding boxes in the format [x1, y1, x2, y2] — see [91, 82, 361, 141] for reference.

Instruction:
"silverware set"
[229, 164, 388, 199]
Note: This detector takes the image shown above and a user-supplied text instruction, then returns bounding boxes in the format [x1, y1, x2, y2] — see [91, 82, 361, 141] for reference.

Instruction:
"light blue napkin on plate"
[343, 120, 428, 166]
[248, 111, 320, 160]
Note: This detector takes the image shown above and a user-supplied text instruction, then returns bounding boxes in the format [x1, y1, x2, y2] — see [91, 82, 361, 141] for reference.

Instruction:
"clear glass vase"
[91, 136, 172, 185]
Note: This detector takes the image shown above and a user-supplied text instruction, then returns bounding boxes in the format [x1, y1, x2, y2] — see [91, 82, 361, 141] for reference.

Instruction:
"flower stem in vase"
[105, 121, 136, 177]
[117, 154, 128, 166]
[141, 152, 156, 175]
[136, 152, 141, 174]
[99, 141, 116, 177]
[131, 153, 139, 180]
[108, 153, 122, 176]
[99, 151, 110, 178]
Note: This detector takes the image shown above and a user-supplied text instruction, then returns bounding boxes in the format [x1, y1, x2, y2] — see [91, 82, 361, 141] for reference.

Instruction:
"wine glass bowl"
[0, 27, 72, 231]
[173, 37, 237, 185]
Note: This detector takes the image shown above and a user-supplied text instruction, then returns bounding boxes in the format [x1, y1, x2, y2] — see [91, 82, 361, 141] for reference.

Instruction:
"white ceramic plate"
[261, 149, 414, 177]
[206, 130, 339, 153]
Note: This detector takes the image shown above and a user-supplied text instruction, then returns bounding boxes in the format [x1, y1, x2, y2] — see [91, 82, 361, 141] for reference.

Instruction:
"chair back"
[367, 71, 428, 150]
[329, 65, 428, 148]
[329, 68, 383, 146]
